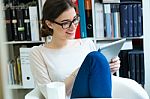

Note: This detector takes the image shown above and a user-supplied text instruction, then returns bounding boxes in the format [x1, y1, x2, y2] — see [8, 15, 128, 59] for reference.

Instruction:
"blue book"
[78, 0, 87, 38]
[137, 4, 143, 37]
[140, 52, 145, 87]
[133, 4, 138, 37]
[128, 4, 133, 37]
[104, 4, 112, 38]
[128, 51, 136, 80]
[120, 4, 128, 37]
[111, 4, 120, 38]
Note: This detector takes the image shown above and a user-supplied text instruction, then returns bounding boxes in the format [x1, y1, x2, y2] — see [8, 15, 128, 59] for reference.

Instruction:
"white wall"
[142, 0, 150, 97]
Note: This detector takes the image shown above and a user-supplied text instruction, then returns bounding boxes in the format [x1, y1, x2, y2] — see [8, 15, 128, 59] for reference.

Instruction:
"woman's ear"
[45, 20, 53, 29]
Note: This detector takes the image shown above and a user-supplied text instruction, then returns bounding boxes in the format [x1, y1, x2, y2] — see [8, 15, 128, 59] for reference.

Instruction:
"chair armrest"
[25, 87, 45, 99]
[112, 76, 149, 99]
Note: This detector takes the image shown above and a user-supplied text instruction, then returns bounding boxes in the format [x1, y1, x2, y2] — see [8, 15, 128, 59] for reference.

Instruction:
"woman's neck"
[48, 37, 69, 49]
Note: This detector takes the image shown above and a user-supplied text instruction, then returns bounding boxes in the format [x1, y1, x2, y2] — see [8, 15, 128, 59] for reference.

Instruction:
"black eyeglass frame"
[52, 14, 80, 29]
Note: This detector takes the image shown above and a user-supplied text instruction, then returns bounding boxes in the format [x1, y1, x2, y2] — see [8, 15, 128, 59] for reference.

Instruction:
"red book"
[74, 0, 81, 39]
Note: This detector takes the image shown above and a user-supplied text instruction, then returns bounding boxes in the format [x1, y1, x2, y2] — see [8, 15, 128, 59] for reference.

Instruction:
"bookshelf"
[0, 0, 150, 99]
[92, 0, 150, 97]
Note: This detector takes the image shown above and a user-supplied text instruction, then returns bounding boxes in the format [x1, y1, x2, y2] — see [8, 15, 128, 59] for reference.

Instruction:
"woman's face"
[50, 7, 78, 40]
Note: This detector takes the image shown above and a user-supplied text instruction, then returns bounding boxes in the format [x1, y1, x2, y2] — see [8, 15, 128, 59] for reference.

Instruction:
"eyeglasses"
[52, 14, 80, 29]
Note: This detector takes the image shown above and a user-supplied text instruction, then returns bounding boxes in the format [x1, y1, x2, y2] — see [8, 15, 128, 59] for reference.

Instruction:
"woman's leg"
[71, 51, 112, 98]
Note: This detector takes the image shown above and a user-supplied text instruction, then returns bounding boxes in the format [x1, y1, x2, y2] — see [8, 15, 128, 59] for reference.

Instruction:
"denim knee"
[87, 51, 108, 62]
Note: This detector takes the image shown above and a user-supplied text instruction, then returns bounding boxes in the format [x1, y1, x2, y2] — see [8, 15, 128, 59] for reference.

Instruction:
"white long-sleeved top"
[29, 38, 96, 99]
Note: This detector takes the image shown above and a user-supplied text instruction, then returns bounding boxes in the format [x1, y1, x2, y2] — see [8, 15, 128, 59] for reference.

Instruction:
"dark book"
[128, 4, 133, 37]
[5, 7, 14, 41]
[23, 8, 31, 41]
[128, 51, 136, 80]
[137, 3, 143, 37]
[16, 8, 26, 41]
[84, 0, 93, 37]
[11, 8, 19, 41]
[119, 50, 130, 78]
[133, 4, 138, 37]
[140, 52, 145, 87]
[120, 4, 128, 37]
[135, 53, 140, 84]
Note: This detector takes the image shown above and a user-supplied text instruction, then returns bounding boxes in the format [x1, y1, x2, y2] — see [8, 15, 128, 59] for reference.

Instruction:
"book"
[133, 4, 138, 37]
[104, 4, 112, 38]
[128, 4, 133, 37]
[23, 8, 31, 41]
[74, 0, 81, 39]
[84, 0, 93, 37]
[16, 8, 26, 41]
[119, 50, 130, 78]
[29, 6, 40, 41]
[137, 3, 143, 37]
[5, 7, 13, 41]
[128, 51, 136, 80]
[78, 0, 87, 38]
[11, 8, 19, 41]
[94, 2, 104, 38]
[120, 4, 128, 37]
[111, 4, 120, 38]
[98, 38, 126, 62]
[20, 48, 34, 88]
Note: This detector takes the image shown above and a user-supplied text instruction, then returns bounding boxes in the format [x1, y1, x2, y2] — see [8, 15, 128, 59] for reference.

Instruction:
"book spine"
[120, 4, 128, 37]
[74, 0, 81, 39]
[11, 8, 19, 41]
[140, 52, 145, 87]
[137, 3, 143, 37]
[16, 8, 26, 41]
[128, 51, 136, 80]
[104, 4, 112, 38]
[5, 7, 14, 41]
[20, 48, 34, 88]
[135, 53, 140, 84]
[84, 0, 93, 37]
[94, 2, 104, 38]
[111, 4, 120, 38]
[78, 0, 87, 38]
[23, 8, 31, 41]
[128, 4, 133, 37]
[133, 4, 138, 37]
[29, 6, 40, 41]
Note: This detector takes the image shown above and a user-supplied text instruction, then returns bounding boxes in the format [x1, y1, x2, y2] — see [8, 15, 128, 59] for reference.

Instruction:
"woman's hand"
[109, 56, 121, 74]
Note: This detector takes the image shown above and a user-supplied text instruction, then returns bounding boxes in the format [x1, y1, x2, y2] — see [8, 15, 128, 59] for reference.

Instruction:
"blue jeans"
[71, 51, 112, 98]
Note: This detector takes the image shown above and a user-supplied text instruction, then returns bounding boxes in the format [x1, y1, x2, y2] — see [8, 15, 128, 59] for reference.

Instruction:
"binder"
[20, 48, 35, 88]
[29, 6, 40, 41]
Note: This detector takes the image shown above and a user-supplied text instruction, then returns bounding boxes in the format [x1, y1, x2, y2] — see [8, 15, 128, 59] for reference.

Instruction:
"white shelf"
[8, 85, 34, 89]
[4, 41, 44, 45]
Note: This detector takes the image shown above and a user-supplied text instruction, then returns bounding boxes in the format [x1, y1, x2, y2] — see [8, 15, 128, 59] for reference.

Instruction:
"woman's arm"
[64, 68, 79, 96]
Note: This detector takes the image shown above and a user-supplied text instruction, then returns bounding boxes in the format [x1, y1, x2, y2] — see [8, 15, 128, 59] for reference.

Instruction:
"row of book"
[94, 3, 143, 39]
[119, 50, 145, 87]
[5, 6, 40, 41]
[7, 47, 34, 88]
[74, 0, 93, 39]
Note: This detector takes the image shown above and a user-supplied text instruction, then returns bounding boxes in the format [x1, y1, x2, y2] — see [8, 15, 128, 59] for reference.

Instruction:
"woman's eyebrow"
[60, 15, 77, 22]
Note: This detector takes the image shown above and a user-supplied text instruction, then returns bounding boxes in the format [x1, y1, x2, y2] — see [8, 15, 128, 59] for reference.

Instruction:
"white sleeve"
[29, 46, 51, 98]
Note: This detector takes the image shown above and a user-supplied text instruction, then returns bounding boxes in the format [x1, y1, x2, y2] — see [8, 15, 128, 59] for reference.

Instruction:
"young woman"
[29, 0, 120, 98]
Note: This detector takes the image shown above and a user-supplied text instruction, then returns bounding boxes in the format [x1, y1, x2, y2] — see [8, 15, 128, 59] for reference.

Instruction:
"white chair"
[25, 76, 149, 99]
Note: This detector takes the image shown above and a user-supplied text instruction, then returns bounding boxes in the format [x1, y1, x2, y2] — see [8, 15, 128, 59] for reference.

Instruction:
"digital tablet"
[98, 38, 126, 62]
